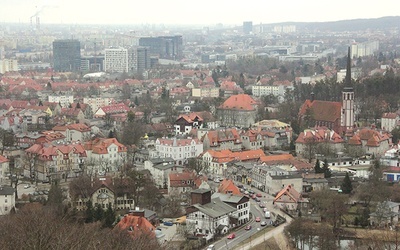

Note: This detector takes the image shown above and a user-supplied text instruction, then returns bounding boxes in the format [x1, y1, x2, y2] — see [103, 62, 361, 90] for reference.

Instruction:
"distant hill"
[263, 16, 400, 32]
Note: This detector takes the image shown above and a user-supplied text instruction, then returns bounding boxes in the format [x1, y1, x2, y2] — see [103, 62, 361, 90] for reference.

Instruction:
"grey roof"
[212, 193, 247, 204]
[153, 163, 176, 170]
[191, 198, 236, 218]
[0, 186, 14, 196]
[270, 173, 302, 180]
[144, 209, 157, 218]
[191, 188, 211, 194]
[304, 178, 328, 184]
[149, 157, 175, 164]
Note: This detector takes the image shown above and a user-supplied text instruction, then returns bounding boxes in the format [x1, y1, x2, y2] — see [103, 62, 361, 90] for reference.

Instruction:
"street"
[210, 181, 291, 250]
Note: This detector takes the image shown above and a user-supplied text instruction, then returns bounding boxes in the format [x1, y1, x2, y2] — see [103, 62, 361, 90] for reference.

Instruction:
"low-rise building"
[0, 186, 15, 215]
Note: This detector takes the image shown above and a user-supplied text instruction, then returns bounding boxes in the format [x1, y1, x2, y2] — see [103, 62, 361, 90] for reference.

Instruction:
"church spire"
[345, 46, 352, 88]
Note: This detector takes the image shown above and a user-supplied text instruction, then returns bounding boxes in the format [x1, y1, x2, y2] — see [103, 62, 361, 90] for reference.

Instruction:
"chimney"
[310, 92, 315, 102]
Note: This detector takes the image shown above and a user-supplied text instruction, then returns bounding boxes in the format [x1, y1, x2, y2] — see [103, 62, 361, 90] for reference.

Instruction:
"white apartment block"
[0, 186, 15, 215]
[48, 94, 74, 108]
[83, 97, 114, 113]
[252, 83, 293, 102]
[104, 48, 129, 73]
[192, 87, 219, 98]
[351, 41, 379, 58]
[151, 137, 203, 166]
[0, 59, 18, 74]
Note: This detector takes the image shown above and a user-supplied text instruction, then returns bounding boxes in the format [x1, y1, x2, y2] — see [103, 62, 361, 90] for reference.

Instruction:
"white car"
[24, 184, 31, 189]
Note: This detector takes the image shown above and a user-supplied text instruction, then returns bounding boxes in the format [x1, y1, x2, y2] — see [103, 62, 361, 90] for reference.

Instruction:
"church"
[298, 47, 354, 135]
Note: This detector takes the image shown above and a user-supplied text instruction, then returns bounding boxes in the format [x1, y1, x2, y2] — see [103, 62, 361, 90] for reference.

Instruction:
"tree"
[47, 181, 64, 206]
[314, 159, 322, 174]
[103, 203, 116, 228]
[322, 159, 331, 178]
[187, 158, 206, 175]
[85, 201, 94, 223]
[94, 203, 104, 222]
[341, 172, 353, 194]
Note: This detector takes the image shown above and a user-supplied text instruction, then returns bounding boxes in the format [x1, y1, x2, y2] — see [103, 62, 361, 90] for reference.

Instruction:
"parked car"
[255, 217, 261, 222]
[256, 193, 263, 197]
[265, 211, 271, 219]
[251, 194, 256, 199]
[261, 221, 267, 226]
[245, 225, 252, 230]
[237, 184, 243, 188]
[259, 203, 265, 208]
[24, 184, 31, 189]
[254, 197, 260, 202]
[227, 233, 236, 239]
[248, 190, 255, 194]
[207, 245, 215, 250]
[163, 221, 174, 226]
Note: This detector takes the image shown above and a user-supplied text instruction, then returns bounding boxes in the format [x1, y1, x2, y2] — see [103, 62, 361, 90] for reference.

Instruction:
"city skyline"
[1, 0, 400, 26]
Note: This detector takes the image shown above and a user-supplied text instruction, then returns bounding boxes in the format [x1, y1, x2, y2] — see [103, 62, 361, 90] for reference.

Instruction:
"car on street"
[256, 193, 262, 197]
[207, 245, 216, 250]
[251, 194, 256, 199]
[163, 221, 174, 226]
[265, 211, 271, 219]
[227, 233, 236, 239]
[261, 221, 267, 226]
[254, 197, 260, 202]
[255, 217, 261, 222]
[248, 190, 255, 194]
[24, 184, 31, 189]
[245, 225, 252, 230]
[237, 184, 243, 188]
[259, 203, 265, 208]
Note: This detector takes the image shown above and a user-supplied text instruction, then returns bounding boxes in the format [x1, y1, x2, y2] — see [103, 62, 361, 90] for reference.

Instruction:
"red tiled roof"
[273, 184, 302, 203]
[115, 214, 155, 238]
[299, 100, 341, 123]
[219, 94, 258, 111]
[218, 179, 241, 195]
[85, 138, 127, 154]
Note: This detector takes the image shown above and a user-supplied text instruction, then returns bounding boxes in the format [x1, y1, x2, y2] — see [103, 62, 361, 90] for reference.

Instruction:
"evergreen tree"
[94, 204, 104, 222]
[322, 159, 331, 178]
[47, 181, 63, 206]
[85, 201, 94, 223]
[76, 102, 81, 109]
[341, 172, 353, 194]
[108, 130, 115, 138]
[359, 207, 370, 228]
[103, 203, 116, 228]
[314, 159, 322, 173]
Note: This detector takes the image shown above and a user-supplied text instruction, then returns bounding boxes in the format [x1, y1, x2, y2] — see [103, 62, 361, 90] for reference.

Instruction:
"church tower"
[341, 47, 355, 131]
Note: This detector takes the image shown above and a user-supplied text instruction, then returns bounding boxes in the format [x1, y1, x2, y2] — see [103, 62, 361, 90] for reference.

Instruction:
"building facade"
[53, 39, 81, 72]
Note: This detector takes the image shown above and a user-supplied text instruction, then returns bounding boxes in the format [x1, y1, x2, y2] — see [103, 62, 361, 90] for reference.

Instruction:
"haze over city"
[2, 0, 400, 26]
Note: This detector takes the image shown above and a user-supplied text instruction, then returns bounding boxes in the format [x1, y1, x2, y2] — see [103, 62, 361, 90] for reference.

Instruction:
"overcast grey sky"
[2, 0, 400, 26]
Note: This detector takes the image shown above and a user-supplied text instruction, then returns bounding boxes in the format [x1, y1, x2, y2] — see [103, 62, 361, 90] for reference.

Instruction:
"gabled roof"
[299, 99, 341, 123]
[295, 127, 344, 144]
[190, 197, 236, 218]
[273, 184, 302, 203]
[218, 179, 241, 195]
[84, 138, 127, 154]
[218, 94, 257, 111]
[115, 214, 155, 238]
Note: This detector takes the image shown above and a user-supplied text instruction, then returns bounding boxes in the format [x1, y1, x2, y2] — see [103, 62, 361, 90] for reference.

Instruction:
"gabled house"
[216, 94, 258, 128]
[273, 184, 307, 216]
[347, 127, 392, 157]
[212, 192, 250, 226]
[0, 155, 9, 183]
[240, 130, 264, 150]
[202, 128, 242, 151]
[217, 179, 241, 195]
[381, 112, 399, 132]
[174, 113, 203, 135]
[144, 157, 182, 188]
[168, 170, 206, 199]
[186, 189, 236, 241]
[53, 123, 91, 142]
[94, 103, 130, 118]
[370, 201, 400, 228]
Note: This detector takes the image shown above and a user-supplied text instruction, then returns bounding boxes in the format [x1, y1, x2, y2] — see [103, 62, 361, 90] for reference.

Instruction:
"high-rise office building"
[53, 39, 81, 72]
[128, 46, 150, 73]
[139, 35, 183, 60]
[243, 21, 253, 34]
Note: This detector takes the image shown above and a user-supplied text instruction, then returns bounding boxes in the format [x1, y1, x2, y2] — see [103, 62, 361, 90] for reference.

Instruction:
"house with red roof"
[240, 129, 265, 150]
[94, 102, 130, 118]
[168, 170, 207, 199]
[217, 179, 241, 195]
[174, 113, 203, 135]
[273, 184, 308, 216]
[216, 94, 258, 128]
[201, 128, 242, 151]
[220, 80, 244, 97]
[25, 142, 87, 181]
[84, 138, 127, 173]
[295, 127, 345, 160]
[347, 127, 392, 157]
[53, 123, 91, 142]
[152, 137, 203, 166]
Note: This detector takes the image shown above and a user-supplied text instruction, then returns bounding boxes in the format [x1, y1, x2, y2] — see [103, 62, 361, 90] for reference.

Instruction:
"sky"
[1, 0, 400, 26]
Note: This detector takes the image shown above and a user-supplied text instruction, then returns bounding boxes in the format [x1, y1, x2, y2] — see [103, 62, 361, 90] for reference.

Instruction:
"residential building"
[0, 186, 15, 215]
[48, 94, 74, 108]
[0, 155, 9, 184]
[52, 123, 91, 142]
[251, 119, 292, 148]
[151, 137, 203, 166]
[243, 21, 253, 34]
[217, 179, 241, 195]
[0, 59, 18, 74]
[191, 86, 219, 98]
[84, 138, 127, 173]
[186, 189, 236, 241]
[267, 173, 303, 194]
[212, 192, 250, 225]
[273, 184, 308, 216]
[347, 127, 392, 157]
[201, 128, 242, 151]
[295, 127, 345, 159]
[216, 94, 258, 128]
[115, 212, 159, 240]
[94, 102, 130, 118]
[83, 97, 114, 113]
[25, 142, 87, 182]
[144, 157, 181, 188]
[381, 112, 399, 132]
[104, 48, 129, 73]
[168, 171, 206, 200]
[252, 80, 294, 102]
[240, 130, 264, 150]
[174, 113, 203, 135]
[369, 201, 400, 228]
[53, 39, 81, 72]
